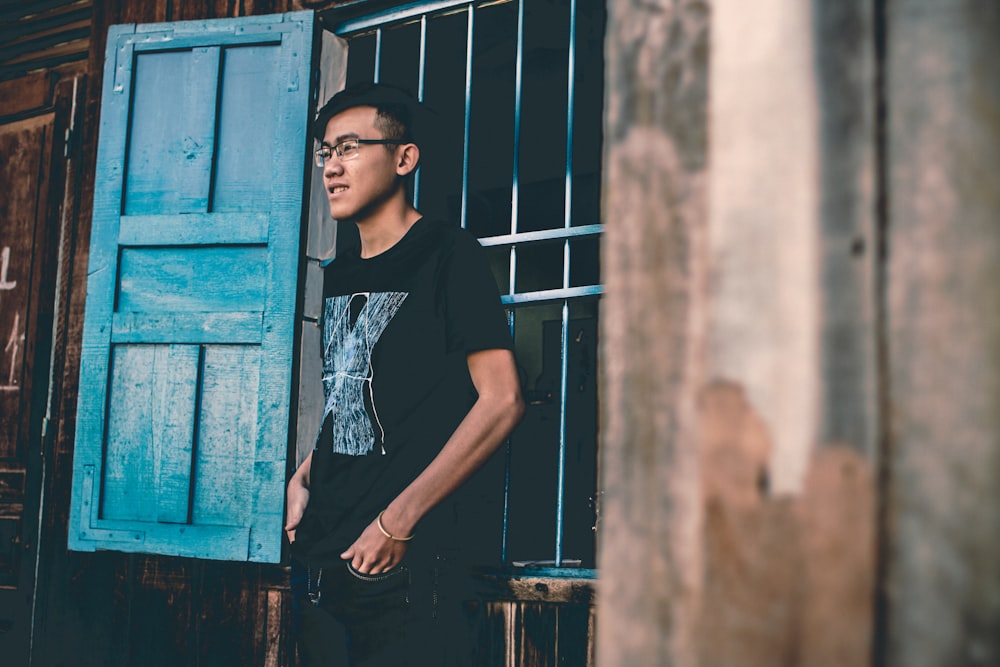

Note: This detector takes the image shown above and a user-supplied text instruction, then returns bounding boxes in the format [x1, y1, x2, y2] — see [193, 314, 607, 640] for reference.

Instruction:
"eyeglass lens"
[315, 140, 362, 166]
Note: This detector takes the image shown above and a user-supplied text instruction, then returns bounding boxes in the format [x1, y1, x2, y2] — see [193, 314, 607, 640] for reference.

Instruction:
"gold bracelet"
[377, 510, 415, 542]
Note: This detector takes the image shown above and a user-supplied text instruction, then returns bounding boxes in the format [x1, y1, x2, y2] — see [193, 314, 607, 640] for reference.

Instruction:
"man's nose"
[324, 156, 343, 177]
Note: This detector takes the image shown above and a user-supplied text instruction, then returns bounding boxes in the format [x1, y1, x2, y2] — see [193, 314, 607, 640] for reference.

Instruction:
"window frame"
[318, 0, 603, 579]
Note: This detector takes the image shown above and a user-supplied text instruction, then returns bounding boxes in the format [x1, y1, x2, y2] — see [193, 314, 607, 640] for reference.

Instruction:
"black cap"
[312, 81, 436, 146]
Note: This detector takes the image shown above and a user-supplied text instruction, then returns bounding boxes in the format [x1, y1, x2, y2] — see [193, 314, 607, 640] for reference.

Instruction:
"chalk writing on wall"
[1, 246, 22, 392]
[0, 246, 16, 290]
[4, 313, 23, 389]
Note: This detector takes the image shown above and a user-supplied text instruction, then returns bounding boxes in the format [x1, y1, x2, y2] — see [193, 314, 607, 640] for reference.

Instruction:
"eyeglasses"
[314, 138, 402, 167]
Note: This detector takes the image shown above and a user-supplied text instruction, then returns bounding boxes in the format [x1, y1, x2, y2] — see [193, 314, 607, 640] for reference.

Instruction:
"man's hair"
[312, 82, 430, 147]
[372, 103, 410, 144]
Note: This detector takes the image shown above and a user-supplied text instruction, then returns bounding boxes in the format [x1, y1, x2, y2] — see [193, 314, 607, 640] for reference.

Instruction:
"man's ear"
[395, 143, 420, 176]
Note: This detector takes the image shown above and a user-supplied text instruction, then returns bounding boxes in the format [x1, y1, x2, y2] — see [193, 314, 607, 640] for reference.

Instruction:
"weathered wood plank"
[152, 345, 199, 523]
[116, 245, 268, 313]
[122, 47, 220, 215]
[118, 212, 269, 245]
[477, 599, 595, 667]
[133, 556, 194, 665]
[248, 10, 314, 564]
[480, 572, 595, 605]
[120, 0, 165, 24]
[0, 116, 53, 458]
[192, 345, 259, 530]
[111, 311, 263, 345]
[597, 1, 709, 664]
[102, 345, 157, 522]
[103, 344, 199, 523]
[213, 43, 281, 212]
[264, 588, 283, 667]
[69, 25, 136, 542]
[553, 603, 593, 667]
[0, 71, 55, 117]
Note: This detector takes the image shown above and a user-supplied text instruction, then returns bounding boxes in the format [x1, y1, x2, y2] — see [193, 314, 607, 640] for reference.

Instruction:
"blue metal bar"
[500, 0, 522, 546]
[333, 0, 475, 35]
[552, 0, 578, 566]
[413, 15, 428, 208]
[500, 308, 515, 563]
[502, 10, 525, 571]
[417, 16, 427, 101]
[510, 0, 524, 240]
[507, 566, 599, 580]
[507, 0, 525, 302]
[373, 27, 382, 82]
[560, 0, 579, 295]
[564, 0, 577, 238]
[555, 300, 569, 565]
[460, 5, 474, 229]
[500, 284, 603, 306]
[477, 223, 603, 248]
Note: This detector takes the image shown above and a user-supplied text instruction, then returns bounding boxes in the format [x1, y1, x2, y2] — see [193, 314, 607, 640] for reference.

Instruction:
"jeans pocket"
[345, 561, 409, 584]
[338, 562, 411, 625]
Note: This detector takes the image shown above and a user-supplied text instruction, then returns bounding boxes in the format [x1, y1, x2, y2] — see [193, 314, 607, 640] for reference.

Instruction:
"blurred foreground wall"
[597, 0, 1000, 665]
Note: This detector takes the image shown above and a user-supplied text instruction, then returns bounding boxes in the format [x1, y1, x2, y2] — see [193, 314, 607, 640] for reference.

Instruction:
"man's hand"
[285, 452, 313, 544]
[340, 514, 410, 574]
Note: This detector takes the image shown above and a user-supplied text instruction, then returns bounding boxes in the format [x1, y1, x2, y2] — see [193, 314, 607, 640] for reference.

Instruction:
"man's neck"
[354, 195, 422, 259]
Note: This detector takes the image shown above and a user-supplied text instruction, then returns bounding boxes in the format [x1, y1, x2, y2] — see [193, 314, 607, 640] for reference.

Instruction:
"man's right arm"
[285, 451, 313, 544]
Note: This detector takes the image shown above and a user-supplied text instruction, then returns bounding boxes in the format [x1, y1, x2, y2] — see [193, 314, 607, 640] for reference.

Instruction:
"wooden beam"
[598, 0, 709, 664]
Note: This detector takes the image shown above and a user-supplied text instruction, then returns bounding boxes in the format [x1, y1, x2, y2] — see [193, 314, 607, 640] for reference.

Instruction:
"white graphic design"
[321, 291, 408, 456]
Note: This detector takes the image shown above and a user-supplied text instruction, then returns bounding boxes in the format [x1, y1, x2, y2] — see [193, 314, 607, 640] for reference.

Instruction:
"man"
[285, 82, 525, 666]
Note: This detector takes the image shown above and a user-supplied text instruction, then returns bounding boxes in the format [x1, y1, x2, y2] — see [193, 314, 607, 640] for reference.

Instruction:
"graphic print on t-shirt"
[321, 291, 408, 456]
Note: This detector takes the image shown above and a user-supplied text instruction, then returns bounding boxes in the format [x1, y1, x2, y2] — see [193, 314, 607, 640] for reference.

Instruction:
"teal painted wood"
[131, 33, 282, 52]
[69, 10, 315, 563]
[102, 345, 164, 523]
[111, 311, 263, 345]
[192, 346, 260, 526]
[213, 45, 281, 212]
[71, 22, 135, 555]
[117, 245, 267, 312]
[123, 47, 220, 215]
[102, 345, 199, 524]
[118, 213, 270, 245]
[247, 11, 313, 564]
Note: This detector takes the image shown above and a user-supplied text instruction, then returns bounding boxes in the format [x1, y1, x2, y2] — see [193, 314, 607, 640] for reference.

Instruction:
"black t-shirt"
[291, 218, 513, 568]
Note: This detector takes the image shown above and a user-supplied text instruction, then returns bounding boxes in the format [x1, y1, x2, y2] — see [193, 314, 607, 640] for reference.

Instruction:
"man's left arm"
[341, 347, 525, 573]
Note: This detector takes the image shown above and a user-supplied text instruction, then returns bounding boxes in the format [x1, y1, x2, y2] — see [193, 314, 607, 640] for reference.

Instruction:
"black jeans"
[291, 554, 476, 667]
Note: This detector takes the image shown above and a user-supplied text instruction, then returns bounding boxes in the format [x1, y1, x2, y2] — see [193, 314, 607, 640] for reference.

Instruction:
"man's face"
[320, 105, 402, 222]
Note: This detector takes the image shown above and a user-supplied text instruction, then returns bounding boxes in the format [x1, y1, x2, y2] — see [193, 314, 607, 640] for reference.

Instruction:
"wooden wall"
[0, 0, 93, 80]
[2, 1, 596, 664]
[2, 2, 311, 665]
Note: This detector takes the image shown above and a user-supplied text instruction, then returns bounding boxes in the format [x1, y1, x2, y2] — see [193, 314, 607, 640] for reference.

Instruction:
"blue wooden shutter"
[68, 11, 314, 563]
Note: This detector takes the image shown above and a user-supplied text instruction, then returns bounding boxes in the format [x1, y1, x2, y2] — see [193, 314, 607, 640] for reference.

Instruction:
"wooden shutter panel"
[68, 11, 315, 563]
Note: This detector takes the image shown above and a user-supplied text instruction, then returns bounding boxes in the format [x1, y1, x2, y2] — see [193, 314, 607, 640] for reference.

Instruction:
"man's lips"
[328, 184, 348, 195]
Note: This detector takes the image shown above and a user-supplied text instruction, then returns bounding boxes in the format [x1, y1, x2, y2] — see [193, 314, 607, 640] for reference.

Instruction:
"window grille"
[327, 0, 604, 577]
